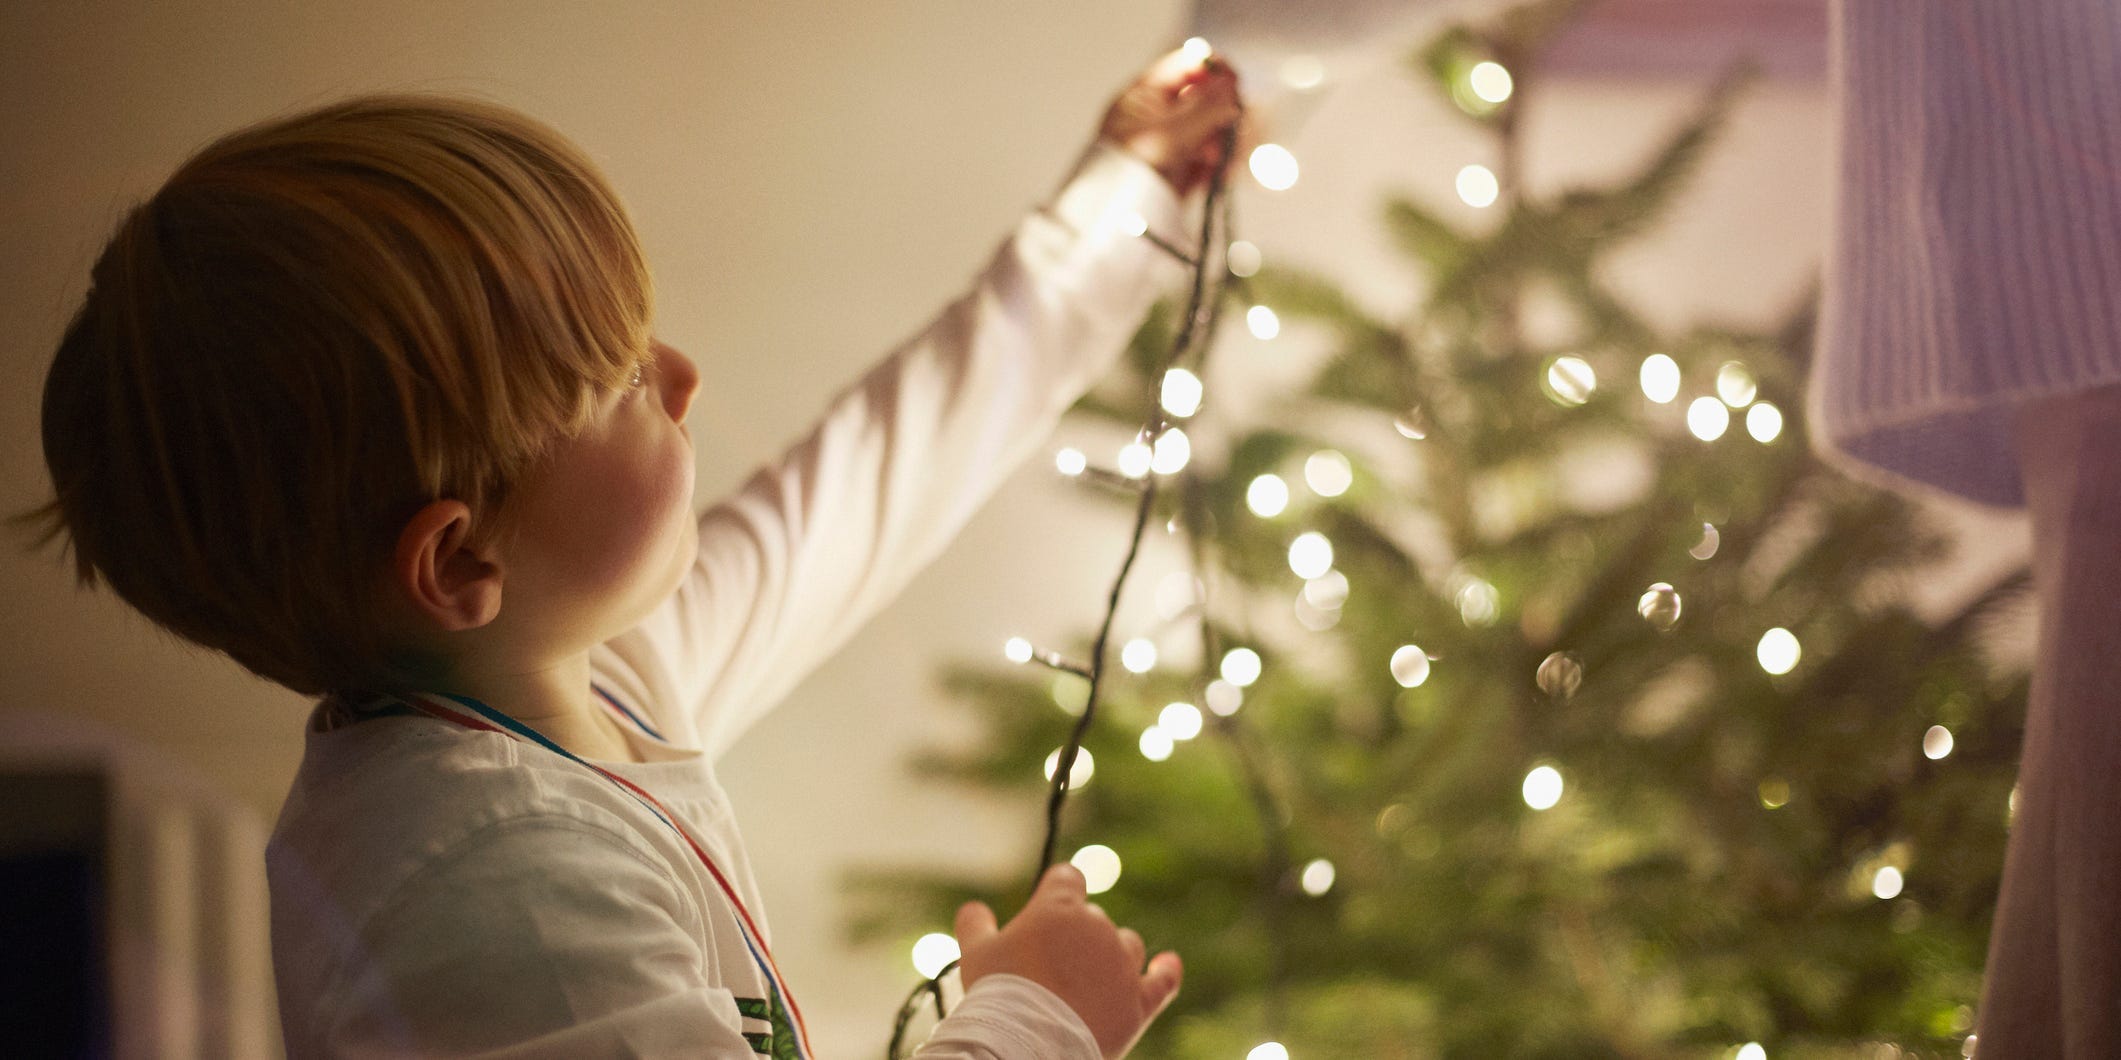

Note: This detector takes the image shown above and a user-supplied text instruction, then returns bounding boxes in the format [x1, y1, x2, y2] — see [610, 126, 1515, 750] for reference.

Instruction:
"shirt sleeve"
[912, 974, 1102, 1059]
[308, 815, 761, 1059]
[604, 137, 1189, 757]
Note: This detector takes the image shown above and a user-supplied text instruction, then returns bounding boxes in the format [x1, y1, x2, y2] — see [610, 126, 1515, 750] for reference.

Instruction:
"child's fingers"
[1146, 44, 1214, 90]
[1138, 951, 1184, 1016]
[954, 900, 999, 946]
[1033, 862, 1088, 905]
[1170, 83, 1245, 145]
[1116, 927, 1147, 972]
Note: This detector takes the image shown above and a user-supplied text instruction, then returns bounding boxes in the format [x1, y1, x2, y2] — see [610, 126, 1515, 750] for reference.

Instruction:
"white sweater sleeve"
[604, 138, 1189, 757]
[913, 975, 1102, 1059]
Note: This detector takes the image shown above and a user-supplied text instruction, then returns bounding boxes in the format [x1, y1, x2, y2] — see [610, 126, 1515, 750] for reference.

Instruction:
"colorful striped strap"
[593, 683, 669, 744]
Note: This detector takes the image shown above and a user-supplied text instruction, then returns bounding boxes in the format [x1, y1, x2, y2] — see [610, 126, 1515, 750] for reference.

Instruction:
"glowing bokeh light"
[1289, 532, 1335, 579]
[1456, 164, 1500, 208]
[1159, 702, 1204, 741]
[1072, 844, 1122, 894]
[1300, 858, 1336, 896]
[1757, 627, 1801, 675]
[1042, 747, 1093, 788]
[1391, 645, 1431, 688]
[1873, 865, 1905, 900]
[1248, 304, 1282, 340]
[1640, 353, 1681, 403]
[1117, 441, 1152, 478]
[1747, 401, 1784, 443]
[1523, 765, 1564, 810]
[1469, 61, 1514, 103]
[1247, 474, 1290, 517]
[1305, 450, 1353, 497]
[1120, 638, 1157, 674]
[1139, 726, 1174, 761]
[1687, 396, 1731, 441]
[1250, 144, 1299, 190]
[1160, 369, 1203, 418]
[911, 933, 960, 978]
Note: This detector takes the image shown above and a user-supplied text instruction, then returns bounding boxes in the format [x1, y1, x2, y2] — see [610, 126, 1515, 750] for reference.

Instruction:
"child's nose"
[656, 341, 700, 424]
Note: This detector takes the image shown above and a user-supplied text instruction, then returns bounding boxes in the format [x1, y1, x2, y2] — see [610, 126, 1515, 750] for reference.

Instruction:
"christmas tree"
[852, 4, 2029, 1056]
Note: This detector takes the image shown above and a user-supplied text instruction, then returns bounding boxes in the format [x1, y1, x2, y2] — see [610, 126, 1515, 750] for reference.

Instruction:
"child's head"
[15, 93, 673, 698]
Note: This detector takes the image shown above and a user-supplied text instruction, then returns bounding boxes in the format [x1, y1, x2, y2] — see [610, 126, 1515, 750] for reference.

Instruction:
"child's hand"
[955, 864, 1183, 1059]
[1098, 44, 1248, 199]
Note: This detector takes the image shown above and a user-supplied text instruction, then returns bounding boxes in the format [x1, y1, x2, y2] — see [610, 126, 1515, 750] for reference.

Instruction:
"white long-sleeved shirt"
[266, 137, 1187, 1058]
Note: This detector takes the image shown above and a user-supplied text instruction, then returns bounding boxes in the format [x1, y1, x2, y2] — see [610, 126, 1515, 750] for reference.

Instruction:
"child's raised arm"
[603, 48, 1243, 759]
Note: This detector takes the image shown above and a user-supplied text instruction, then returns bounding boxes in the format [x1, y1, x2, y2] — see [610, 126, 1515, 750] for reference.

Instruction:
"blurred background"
[0, 0, 2032, 1055]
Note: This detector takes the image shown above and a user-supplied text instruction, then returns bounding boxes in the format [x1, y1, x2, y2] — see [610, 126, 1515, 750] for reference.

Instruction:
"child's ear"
[393, 499, 503, 632]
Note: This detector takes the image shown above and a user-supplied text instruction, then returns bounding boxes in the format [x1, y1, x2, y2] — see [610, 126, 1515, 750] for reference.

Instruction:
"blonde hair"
[10, 93, 656, 697]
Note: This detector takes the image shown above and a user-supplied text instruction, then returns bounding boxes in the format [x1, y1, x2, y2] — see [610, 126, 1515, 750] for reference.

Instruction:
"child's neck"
[435, 652, 643, 764]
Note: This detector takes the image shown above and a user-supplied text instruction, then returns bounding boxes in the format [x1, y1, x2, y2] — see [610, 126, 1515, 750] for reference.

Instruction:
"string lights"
[887, 38, 1250, 1054]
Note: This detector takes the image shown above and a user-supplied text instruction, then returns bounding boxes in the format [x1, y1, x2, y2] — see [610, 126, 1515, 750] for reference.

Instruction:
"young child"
[19, 44, 1242, 1058]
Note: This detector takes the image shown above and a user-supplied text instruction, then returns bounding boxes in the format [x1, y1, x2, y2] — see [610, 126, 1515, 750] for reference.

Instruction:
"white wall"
[0, 2, 2026, 1055]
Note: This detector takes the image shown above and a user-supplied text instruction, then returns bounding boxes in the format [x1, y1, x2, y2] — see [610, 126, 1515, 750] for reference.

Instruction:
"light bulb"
[1151, 428, 1190, 474]
[1121, 638, 1157, 674]
[1304, 450, 1353, 497]
[1545, 356, 1597, 406]
[1139, 726, 1174, 761]
[1117, 441, 1153, 479]
[1716, 361, 1758, 407]
[1043, 747, 1093, 789]
[1390, 645, 1431, 688]
[1747, 402, 1784, 443]
[1872, 865, 1904, 900]
[1072, 844, 1122, 894]
[1640, 353, 1680, 403]
[1159, 702, 1203, 740]
[1247, 304, 1281, 340]
[1246, 474, 1289, 517]
[1757, 628, 1801, 675]
[1160, 369, 1203, 418]
[1249, 144, 1299, 190]
[1280, 54, 1325, 91]
[911, 933, 960, 978]
[1302, 569, 1350, 609]
[1457, 164, 1499, 208]
[1687, 396, 1731, 441]
[1299, 858, 1336, 896]
[1469, 61, 1513, 103]
[1288, 532, 1334, 579]
[1523, 765, 1563, 810]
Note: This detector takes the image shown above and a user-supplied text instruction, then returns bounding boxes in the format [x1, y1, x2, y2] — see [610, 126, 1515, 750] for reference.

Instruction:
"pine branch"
[1383, 196, 1469, 274]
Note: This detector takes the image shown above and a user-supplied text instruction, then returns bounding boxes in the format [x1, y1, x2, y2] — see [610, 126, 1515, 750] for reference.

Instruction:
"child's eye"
[628, 363, 649, 391]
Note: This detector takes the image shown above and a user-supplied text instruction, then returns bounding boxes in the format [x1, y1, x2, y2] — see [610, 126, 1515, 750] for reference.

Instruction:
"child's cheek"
[541, 439, 693, 597]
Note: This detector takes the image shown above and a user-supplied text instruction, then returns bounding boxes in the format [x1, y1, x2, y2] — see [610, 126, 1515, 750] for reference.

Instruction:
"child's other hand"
[1098, 43, 1248, 199]
[955, 864, 1183, 1059]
